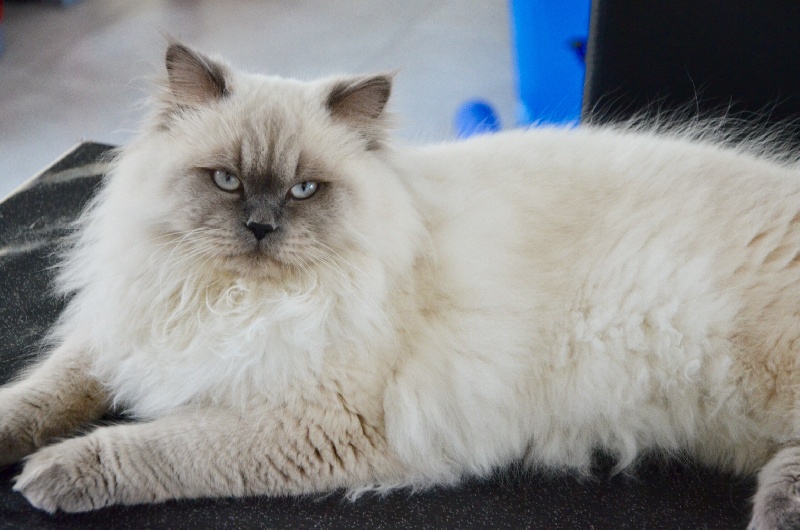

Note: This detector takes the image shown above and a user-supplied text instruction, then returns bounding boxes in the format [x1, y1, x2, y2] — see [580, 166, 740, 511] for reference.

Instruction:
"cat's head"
[114, 43, 416, 282]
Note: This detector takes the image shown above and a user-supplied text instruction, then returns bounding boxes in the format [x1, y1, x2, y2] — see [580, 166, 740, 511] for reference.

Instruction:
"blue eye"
[212, 170, 241, 192]
[289, 181, 318, 199]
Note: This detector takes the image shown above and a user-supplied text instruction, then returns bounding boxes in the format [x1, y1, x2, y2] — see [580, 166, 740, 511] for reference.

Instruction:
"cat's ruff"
[1, 43, 799, 528]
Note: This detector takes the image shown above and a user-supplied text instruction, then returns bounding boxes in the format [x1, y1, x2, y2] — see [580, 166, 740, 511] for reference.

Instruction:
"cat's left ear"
[325, 74, 393, 149]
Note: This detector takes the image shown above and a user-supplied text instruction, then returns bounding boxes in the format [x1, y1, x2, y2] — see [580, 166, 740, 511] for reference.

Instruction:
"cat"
[1, 42, 799, 529]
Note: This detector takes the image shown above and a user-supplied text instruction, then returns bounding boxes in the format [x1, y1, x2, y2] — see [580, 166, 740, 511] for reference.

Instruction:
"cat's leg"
[13, 402, 405, 513]
[0, 341, 109, 466]
[750, 443, 800, 530]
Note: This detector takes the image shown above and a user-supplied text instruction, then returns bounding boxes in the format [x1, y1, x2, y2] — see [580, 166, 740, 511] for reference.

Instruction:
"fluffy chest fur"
[62, 235, 399, 418]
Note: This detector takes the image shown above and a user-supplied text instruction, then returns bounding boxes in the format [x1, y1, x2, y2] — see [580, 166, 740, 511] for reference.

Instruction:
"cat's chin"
[217, 250, 300, 282]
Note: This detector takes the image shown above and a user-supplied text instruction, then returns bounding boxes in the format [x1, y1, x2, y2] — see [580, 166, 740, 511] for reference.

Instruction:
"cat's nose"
[246, 221, 278, 241]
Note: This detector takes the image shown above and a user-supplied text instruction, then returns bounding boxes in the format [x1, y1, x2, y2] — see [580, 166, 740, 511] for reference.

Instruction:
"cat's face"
[142, 44, 394, 280]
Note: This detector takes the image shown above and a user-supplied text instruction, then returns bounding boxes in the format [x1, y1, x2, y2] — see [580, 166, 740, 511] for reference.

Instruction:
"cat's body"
[2, 44, 799, 528]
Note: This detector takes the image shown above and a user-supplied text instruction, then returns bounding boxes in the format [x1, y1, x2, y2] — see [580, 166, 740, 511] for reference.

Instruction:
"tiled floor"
[0, 0, 516, 199]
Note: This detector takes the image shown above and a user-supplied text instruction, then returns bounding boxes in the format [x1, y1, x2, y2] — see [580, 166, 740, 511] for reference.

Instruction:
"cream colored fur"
[1, 44, 799, 528]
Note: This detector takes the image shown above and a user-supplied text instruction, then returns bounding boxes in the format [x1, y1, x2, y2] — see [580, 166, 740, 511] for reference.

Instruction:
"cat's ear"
[325, 74, 393, 149]
[164, 43, 229, 107]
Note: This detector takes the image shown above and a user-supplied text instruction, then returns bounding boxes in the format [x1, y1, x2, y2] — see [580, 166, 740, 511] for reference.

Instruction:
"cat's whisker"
[286, 256, 317, 288]
[302, 246, 393, 332]
[142, 232, 216, 274]
[147, 230, 220, 264]
[315, 241, 372, 280]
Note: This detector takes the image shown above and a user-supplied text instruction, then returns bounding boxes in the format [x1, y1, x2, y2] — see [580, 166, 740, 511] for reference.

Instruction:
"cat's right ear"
[325, 74, 394, 150]
[163, 43, 229, 108]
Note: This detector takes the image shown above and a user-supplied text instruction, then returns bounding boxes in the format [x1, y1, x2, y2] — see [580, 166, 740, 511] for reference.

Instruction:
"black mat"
[0, 142, 756, 528]
[583, 0, 800, 143]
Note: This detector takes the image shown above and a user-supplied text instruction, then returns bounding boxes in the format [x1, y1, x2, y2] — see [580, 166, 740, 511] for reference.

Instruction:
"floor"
[0, 0, 516, 199]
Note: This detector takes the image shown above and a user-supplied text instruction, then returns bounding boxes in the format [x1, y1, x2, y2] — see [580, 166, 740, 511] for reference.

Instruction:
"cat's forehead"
[235, 76, 320, 169]
[178, 73, 339, 190]
[191, 85, 308, 185]
[234, 112, 301, 184]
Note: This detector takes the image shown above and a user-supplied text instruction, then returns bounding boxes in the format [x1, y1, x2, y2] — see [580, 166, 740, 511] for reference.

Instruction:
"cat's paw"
[13, 437, 111, 513]
[0, 389, 39, 467]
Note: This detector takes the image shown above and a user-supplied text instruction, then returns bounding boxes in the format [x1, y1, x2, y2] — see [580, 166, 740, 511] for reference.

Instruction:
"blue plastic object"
[510, 0, 592, 125]
[455, 99, 502, 138]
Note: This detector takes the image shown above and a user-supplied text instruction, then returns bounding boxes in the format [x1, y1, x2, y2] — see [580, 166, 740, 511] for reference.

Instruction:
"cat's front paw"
[0, 388, 39, 467]
[13, 436, 111, 513]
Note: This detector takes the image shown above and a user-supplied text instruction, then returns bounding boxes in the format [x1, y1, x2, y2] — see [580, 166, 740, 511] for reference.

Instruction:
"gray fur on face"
[157, 55, 370, 276]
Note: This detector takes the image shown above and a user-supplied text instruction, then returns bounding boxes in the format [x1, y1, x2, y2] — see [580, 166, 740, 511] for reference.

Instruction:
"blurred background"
[0, 0, 517, 198]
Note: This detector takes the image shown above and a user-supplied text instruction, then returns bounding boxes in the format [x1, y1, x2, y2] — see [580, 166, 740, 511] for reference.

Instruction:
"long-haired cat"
[2, 43, 799, 529]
